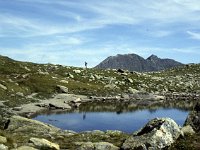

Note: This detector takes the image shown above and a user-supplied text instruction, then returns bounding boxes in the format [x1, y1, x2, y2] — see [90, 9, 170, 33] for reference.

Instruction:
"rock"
[5, 116, 61, 136]
[121, 94, 129, 99]
[60, 80, 68, 84]
[0, 102, 4, 107]
[89, 75, 95, 80]
[128, 87, 139, 94]
[70, 98, 82, 108]
[24, 66, 31, 71]
[122, 118, 181, 150]
[104, 84, 119, 90]
[71, 98, 82, 103]
[35, 103, 48, 107]
[0, 144, 8, 150]
[38, 71, 49, 75]
[56, 85, 68, 93]
[12, 107, 22, 111]
[121, 72, 128, 76]
[22, 73, 30, 78]
[77, 142, 119, 150]
[29, 138, 60, 150]
[0, 136, 7, 144]
[127, 78, 133, 83]
[67, 73, 74, 78]
[0, 84, 7, 90]
[12, 146, 38, 150]
[184, 103, 200, 133]
[181, 125, 195, 136]
[73, 70, 81, 74]
[153, 95, 165, 100]
[49, 103, 71, 110]
[16, 92, 24, 97]
[106, 130, 122, 136]
[117, 69, 125, 73]
[76, 142, 94, 150]
[94, 142, 119, 150]
[94, 74, 101, 80]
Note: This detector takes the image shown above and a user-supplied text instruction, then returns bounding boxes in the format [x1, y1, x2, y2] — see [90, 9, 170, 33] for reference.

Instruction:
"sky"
[0, 0, 200, 67]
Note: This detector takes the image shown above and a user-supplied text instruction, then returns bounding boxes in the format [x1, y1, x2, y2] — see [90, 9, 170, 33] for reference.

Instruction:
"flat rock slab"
[12, 94, 90, 115]
[11, 146, 38, 150]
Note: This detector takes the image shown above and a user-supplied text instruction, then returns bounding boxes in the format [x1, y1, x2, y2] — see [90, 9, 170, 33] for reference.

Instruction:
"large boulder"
[184, 103, 200, 133]
[29, 137, 60, 150]
[5, 115, 61, 136]
[122, 118, 181, 150]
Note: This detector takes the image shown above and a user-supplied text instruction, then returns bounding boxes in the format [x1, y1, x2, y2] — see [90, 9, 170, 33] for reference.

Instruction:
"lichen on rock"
[122, 118, 182, 150]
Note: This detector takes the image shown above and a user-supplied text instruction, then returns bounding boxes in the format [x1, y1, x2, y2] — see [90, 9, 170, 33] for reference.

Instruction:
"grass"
[0, 55, 200, 107]
[169, 133, 200, 150]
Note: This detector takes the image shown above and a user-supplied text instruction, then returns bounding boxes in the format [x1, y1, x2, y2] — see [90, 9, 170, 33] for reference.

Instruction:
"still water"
[33, 108, 189, 133]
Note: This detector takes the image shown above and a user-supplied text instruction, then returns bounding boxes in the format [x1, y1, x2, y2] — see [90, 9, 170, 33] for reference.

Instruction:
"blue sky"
[0, 0, 200, 67]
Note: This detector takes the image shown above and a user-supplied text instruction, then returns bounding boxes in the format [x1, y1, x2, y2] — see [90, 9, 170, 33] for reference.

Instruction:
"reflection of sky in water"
[33, 108, 189, 133]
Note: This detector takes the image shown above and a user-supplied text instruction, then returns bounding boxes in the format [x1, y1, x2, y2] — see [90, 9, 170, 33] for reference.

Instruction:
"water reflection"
[33, 100, 193, 133]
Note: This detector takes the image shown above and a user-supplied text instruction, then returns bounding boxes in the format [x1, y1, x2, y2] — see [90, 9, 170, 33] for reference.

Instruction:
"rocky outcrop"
[29, 137, 60, 150]
[5, 115, 61, 136]
[184, 103, 200, 133]
[122, 118, 181, 150]
[95, 54, 183, 72]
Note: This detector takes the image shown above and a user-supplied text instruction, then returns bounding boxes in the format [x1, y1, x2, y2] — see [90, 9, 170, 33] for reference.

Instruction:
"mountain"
[95, 54, 183, 72]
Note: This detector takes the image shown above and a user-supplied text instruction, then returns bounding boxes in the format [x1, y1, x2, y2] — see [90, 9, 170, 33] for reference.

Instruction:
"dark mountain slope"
[95, 54, 183, 72]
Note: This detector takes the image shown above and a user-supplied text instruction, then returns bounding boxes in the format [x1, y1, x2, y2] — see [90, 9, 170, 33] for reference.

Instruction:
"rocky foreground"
[0, 55, 200, 149]
[0, 103, 199, 150]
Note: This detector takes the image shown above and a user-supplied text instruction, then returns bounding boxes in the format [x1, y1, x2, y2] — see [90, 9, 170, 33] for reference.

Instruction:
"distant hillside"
[95, 54, 183, 72]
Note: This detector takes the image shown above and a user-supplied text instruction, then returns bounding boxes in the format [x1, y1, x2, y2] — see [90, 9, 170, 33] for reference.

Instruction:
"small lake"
[33, 107, 189, 133]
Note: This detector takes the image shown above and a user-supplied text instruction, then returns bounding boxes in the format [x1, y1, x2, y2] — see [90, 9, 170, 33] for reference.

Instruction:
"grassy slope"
[0, 55, 200, 107]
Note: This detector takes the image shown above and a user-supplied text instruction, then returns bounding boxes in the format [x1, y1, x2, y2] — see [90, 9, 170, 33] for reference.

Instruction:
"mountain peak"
[95, 53, 183, 72]
[147, 54, 159, 61]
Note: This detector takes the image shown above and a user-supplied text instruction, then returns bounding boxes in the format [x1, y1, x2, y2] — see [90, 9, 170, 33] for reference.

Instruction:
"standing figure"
[85, 61, 88, 69]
